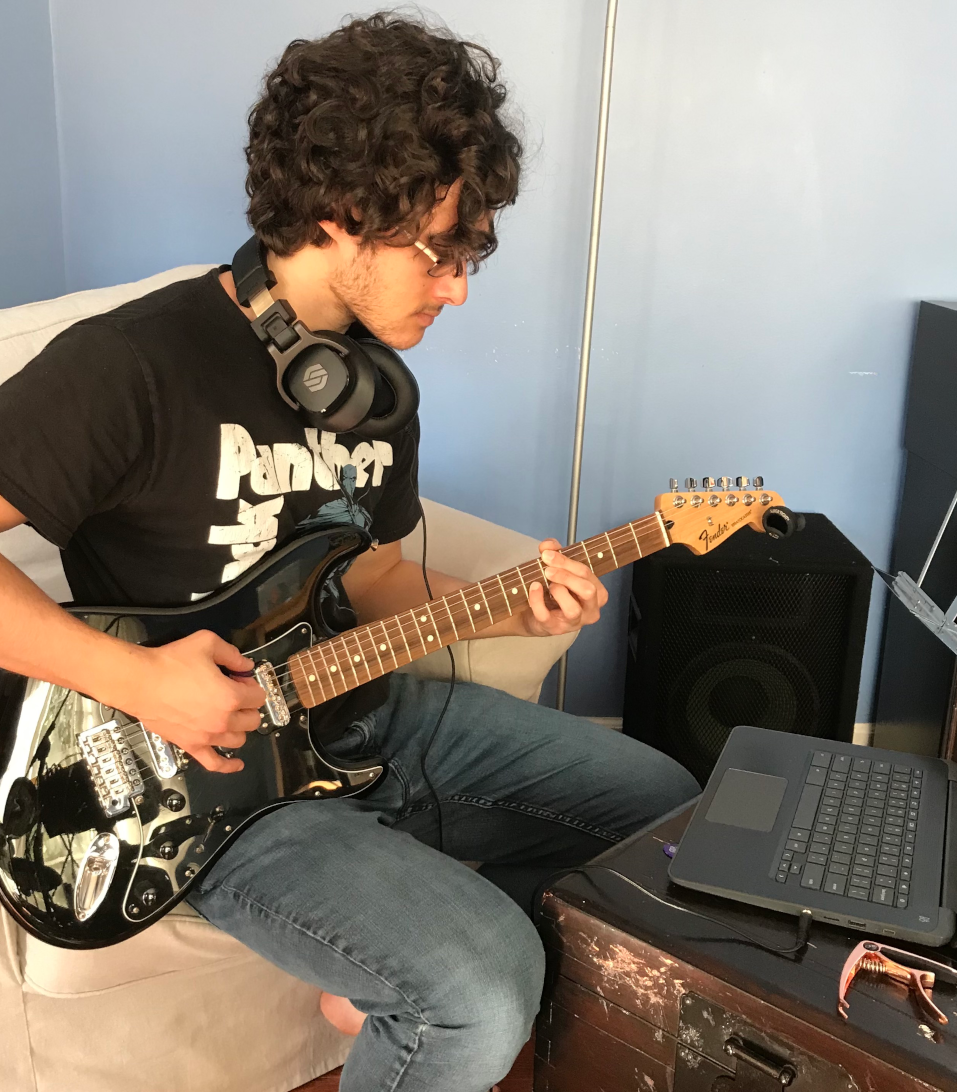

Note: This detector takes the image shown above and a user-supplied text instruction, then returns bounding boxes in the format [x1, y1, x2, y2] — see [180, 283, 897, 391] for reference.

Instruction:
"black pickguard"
[0, 527, 388, 949]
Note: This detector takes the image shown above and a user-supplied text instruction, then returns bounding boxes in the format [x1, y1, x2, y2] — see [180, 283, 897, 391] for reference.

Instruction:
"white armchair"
[0, 269, 576, 1092]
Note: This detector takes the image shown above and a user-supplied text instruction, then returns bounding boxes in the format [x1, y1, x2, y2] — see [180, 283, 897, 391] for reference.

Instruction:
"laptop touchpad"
[705, 768, 788, 832]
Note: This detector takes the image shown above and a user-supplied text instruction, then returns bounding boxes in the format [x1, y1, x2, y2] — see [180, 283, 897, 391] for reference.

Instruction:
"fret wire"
[495, 574, 512, 615]
[604, 531, 619, 567]
[476, 578, 494, 623]
[408, 610, 428, 653]
[441, 596, 460, 640]
[424, 602, 442, 648]
[391, 614, 413, 662]
[655, 510, 670, 546]
[628, 521, 642, 555]
[295, 652, 318, 705]
[459, 588, 477, 631]
[314, 641, 343, 696]
[376, 618, 398, 668]
[331, 638, 352, 688]
[579, 539, 595, 572]
[340, 633, 363, 685]
[365, 624, 384, 674]
[304, 649, 327, 703]
[514, 564, 529, 599]
[535, 557, 550, 589]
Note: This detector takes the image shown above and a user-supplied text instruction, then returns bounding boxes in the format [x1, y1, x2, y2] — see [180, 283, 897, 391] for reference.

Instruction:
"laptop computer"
[668, 724, 957, 946]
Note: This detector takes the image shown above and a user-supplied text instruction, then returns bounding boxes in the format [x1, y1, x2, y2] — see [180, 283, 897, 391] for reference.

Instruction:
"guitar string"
[267, 516, 668, 690]
[86, 520, 665, 756]
[267, 523, 665, 691]
[99, 505, 742, 762]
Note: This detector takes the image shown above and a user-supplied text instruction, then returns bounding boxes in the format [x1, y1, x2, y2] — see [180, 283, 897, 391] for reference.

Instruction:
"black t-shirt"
[0, 268, 420, 724]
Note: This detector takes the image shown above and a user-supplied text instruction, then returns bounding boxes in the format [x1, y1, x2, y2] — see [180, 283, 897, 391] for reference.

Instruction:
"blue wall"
[14, 2, 957, 718]
[0, 1, 64, 307]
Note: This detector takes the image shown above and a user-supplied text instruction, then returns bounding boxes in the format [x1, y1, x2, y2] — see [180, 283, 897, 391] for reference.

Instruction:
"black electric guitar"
[0, 480, 789, 948]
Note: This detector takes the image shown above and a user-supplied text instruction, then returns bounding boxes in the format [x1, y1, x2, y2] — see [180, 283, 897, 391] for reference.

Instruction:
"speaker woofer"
[669, 644, 820, 785]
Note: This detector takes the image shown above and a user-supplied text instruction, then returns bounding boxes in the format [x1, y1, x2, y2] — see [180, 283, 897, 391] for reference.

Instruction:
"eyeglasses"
[413, 239, 461, 279]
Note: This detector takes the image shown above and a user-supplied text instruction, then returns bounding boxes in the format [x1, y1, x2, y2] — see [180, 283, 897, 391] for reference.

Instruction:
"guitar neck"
[287, 511, 671, 709]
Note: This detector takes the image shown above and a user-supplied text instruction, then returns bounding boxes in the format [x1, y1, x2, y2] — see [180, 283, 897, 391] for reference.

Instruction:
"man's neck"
[219, 244, 353, 332]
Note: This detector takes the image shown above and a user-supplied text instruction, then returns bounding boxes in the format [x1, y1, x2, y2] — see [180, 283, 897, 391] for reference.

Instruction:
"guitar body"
[0, 527, 387, 949]
[0, 480, 790, 949]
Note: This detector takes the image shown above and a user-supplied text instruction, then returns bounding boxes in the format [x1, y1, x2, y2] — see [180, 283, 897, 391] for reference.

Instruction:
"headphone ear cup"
[351, 339, 420, 439]
[285, 340, 377, 434]
[282, 343, 352, 420]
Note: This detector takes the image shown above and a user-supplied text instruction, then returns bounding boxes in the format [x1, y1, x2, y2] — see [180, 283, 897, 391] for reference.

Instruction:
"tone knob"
[162, 790, 185, 812]
[135, 883, 159, 909]
[158, 842, 177, 861]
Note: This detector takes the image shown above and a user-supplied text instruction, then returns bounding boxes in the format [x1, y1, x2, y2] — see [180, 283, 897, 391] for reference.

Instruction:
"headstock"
[655, 476, 795, 556]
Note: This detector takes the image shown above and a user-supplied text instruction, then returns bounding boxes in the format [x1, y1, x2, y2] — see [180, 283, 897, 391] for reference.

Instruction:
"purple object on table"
[662, 842, 678, 859]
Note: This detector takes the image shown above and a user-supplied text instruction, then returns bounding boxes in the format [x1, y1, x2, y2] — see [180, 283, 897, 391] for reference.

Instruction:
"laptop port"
[847, 919, 865, 928]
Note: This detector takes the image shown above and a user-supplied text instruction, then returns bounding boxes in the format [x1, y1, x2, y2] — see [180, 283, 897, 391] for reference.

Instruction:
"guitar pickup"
[254, 661, 290, 729]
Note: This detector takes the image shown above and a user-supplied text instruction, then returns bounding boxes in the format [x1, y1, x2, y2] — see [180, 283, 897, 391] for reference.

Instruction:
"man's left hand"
[520, 538, 608, 637]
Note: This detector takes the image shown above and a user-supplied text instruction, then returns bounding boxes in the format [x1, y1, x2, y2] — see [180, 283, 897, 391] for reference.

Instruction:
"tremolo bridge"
[254, 661, 291, 732]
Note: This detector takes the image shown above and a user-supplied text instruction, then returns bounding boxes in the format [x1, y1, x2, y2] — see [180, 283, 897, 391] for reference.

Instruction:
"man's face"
[329, 180, 473, 350]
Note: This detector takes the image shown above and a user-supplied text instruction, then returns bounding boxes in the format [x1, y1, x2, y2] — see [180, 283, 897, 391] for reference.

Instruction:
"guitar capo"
[839, 940, 957, 1025]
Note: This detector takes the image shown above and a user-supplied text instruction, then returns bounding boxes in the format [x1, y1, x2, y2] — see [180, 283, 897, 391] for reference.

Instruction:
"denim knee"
[433, 905, 545, 1063]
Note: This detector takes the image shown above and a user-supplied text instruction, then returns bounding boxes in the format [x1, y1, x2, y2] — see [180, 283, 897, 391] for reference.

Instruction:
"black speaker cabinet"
[622, 513, 872, 785]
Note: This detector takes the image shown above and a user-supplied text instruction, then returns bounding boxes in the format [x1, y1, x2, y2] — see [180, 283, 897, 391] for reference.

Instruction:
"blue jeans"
[188, 672, 699, 1091]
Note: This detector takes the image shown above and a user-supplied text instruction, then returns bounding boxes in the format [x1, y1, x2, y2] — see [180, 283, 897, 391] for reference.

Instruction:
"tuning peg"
[685, 477, 698, 491]
[736, 476, 750, 489]
[717, 476, 731, 491]
[753, 476, 764, 489]
[702, 477, 716, 491]
[669, 478, 679, 492]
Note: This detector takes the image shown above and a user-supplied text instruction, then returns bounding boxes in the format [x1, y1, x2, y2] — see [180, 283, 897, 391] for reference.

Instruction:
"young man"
[0, 14, 697, 1091]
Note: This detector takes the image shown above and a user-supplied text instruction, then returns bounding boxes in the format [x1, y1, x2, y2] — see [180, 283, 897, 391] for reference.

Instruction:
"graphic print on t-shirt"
[207, 423, 393, 588]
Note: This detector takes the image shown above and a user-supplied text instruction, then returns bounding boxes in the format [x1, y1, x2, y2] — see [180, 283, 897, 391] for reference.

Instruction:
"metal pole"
[556, 0, 619, 711]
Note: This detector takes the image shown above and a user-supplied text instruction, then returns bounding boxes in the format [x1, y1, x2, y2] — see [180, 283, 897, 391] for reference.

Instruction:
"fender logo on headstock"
[699, 522, 730, 548]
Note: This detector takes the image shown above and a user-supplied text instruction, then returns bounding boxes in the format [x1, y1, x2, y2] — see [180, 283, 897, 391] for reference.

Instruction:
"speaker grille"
[623, 522, 870, 784]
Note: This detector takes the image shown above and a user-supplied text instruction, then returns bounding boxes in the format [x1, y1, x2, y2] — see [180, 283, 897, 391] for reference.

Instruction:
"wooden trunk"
[535, 805, 957, 1091]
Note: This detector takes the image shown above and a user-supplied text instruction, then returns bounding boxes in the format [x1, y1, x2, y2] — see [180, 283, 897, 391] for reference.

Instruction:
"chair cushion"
[20, 903, 256, 997]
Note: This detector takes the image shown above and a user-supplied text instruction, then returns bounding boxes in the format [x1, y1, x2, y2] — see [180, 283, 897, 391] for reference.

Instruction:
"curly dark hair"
[245, 12, 523, 272]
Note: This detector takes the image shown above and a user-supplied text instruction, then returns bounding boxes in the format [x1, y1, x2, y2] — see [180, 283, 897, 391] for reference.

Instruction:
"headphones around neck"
[231, 235, 419, 440]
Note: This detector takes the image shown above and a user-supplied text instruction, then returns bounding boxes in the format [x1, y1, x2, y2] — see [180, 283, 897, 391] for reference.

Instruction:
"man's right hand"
[125, 630, 266, 774]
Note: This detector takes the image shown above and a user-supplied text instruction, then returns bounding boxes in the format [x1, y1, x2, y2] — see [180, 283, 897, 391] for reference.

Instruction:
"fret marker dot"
[308, 674, 316, 682]
[330, 665, 337, 672]
[474, 603, 481, 610]
[511, 588, 517, 594]
[597, 551, 604, 559]
[427, 634, 434, 642]
[379, 643, 387, 651]
[353, 655, 360, 662]
[420, 615, 426, 622]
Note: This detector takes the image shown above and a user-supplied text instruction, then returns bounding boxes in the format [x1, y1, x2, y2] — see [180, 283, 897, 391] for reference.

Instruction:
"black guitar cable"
[403, 419, 456, 858]
[535, 864, 814, 957]
[414, 492, 455, 857]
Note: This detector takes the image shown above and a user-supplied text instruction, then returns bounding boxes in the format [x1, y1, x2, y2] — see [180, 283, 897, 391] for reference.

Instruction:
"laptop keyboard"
[772, 750, 922, 909]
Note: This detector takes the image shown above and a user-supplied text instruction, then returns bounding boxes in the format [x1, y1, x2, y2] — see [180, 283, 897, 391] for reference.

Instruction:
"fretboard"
[287, 511, 671, 709]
